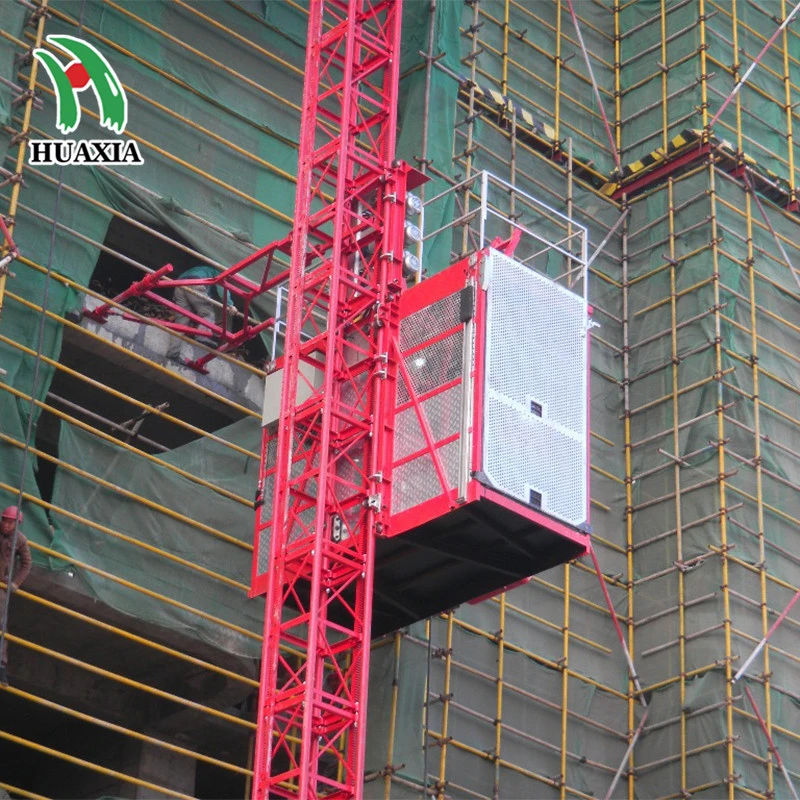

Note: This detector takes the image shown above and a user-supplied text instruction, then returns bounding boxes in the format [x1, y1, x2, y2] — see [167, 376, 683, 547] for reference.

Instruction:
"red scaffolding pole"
[252, 0, 410, 797]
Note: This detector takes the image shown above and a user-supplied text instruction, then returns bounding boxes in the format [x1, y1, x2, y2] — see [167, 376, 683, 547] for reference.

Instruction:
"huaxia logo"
[30, 35, 143, 166]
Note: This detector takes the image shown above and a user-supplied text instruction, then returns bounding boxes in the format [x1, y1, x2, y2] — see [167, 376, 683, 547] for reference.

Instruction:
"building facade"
[0, 1, 798, 798]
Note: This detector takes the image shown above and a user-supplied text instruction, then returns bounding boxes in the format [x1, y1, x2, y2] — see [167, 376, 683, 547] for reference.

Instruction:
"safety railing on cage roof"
[418, 170, 590, 302]
[266, 171, 593, 362]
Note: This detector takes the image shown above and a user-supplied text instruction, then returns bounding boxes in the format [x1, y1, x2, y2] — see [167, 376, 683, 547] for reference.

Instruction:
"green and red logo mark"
[30, 35, 143, 165]
[34, 35, 127, 135]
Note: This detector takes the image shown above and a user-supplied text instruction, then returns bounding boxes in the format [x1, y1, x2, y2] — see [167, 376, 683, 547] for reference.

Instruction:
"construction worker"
[0, 505, 32, 687]
[166, 265, 228, 360]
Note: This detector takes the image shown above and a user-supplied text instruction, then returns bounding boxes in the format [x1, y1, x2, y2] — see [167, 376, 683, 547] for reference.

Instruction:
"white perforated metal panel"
[482, 248, 588, 527]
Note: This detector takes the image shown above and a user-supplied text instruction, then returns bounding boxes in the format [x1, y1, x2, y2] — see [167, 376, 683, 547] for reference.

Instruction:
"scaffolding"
[0, 1, 798, 799]
[0, 1, 299, 795]
[373, 2, 800, 798]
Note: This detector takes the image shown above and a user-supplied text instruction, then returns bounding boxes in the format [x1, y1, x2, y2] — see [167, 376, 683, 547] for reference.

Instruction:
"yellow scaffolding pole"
[435, 613, 453, 800]
[494, 593, 505, 799]
[8, 530, 262, 645]
[383, 632, 401, 800]
[0, 331, 259, 460]
[620, 201, 637, 800]
[556, 0, 563, 143]
[0, 728, 194, 800]
[560, 563, 570, 800]
[15, 585, 258, 687]
[706, 163, 737, 799]
[14, 156, 291, 302]
[171, 0, 304, 77]
[781, 0, 797, 202]
[13, 110, 293, 226]
[3, 684, 251, 776]
[744, 176, 776, 797]
[0, 782, 49, 800]
[0, 430, 251, 558]
[0, 0, 48, 316]
[665, 176, 688, 794]
[0, 370, 253, 507]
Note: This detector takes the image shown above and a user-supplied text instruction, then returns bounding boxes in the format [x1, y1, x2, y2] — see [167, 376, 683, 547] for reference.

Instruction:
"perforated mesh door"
[256, 432, 278, 576]
[392, 293, 466, 515]
[482, 248, 588, 527]
[255, 425, 320, 581]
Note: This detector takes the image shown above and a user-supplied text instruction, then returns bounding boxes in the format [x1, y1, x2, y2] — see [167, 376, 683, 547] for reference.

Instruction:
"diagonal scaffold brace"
[588, 545, 648, 708]
[742, 685, 800, 800]
[733, 585, 800, 685]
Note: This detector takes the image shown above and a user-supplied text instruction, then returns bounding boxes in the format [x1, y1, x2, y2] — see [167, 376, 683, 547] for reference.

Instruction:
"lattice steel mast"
[252, 0, 411, 796]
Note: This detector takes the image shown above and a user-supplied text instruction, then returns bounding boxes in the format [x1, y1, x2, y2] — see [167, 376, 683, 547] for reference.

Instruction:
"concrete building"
[0, 1, 798, 797]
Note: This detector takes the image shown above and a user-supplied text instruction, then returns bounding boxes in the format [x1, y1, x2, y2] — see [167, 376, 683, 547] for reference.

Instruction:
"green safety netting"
[618, 0, 798, 174]
[625, 168, 800, 795]
[0, 3, 462, 773]
[50, 416, 263, 656]
[0, 0, 461, 608]
[1, 0, 798, 796]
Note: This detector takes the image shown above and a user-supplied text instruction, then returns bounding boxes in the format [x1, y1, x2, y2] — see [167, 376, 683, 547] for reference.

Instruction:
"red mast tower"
[252, 0, 413, 796]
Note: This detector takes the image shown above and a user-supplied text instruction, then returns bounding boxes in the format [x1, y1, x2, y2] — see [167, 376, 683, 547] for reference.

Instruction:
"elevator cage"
[390, 246, 590, 533]
[353, 246, 590, 631]
[251, 243, 591, 634]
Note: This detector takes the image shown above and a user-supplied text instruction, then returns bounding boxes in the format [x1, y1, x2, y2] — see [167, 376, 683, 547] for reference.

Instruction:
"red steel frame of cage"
[252, 0, 408, 797]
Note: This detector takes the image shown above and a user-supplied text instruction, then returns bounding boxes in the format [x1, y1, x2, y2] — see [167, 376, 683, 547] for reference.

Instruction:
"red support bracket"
[83, 264, 174, 322]
[83, 233, 298, 369]
[491, 228, 522, 257]
[611, 143, 711, 201]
